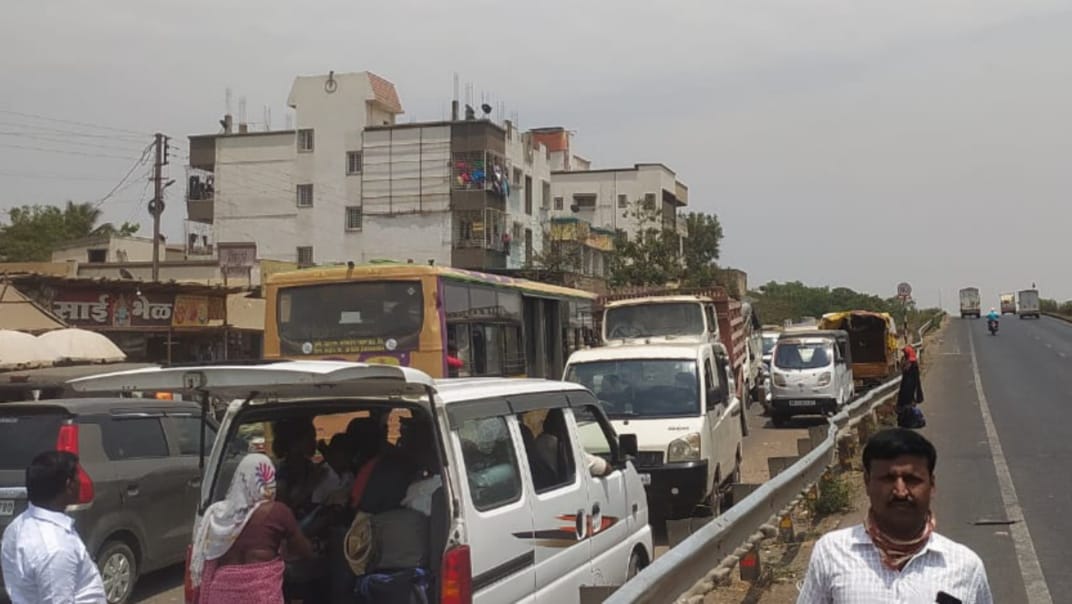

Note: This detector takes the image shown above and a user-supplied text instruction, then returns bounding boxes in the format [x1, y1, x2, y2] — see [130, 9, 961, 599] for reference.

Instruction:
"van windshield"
[604, 303, 705, 340]
[564, 359, 700, 418]
[774, 342, 833, 370]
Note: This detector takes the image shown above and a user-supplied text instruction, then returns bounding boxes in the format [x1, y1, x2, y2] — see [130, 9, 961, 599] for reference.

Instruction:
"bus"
[264, 263, 599, 380]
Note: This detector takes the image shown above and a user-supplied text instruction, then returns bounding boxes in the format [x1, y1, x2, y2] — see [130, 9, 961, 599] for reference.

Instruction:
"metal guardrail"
[607, 312, 945, 604]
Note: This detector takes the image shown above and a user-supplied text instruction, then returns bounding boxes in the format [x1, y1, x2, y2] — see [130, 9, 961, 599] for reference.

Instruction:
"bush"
[810, 472, 853, 516]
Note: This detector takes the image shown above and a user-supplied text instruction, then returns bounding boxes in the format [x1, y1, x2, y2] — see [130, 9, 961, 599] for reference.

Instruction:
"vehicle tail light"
[55, 423, 94, 505]
[184, 545, 195, 604]
[154, 392, 174, 400]
[440, 545, 472, 604]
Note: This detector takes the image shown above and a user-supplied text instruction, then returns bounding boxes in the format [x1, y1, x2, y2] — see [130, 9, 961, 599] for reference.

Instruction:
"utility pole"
[150, 133, 168, 281]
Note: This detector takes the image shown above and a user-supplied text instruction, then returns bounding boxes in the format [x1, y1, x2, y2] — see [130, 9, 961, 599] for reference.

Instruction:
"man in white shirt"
[2, 451, 105, 604]
[798, 428, 992, 604]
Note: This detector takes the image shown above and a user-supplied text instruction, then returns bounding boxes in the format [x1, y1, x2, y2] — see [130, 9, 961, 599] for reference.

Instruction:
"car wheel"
[98, 540, 137, 604]
[627, 549, 648, 579]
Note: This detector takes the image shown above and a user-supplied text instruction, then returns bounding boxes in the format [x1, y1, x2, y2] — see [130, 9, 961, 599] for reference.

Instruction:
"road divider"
[605, 313, 944, 604]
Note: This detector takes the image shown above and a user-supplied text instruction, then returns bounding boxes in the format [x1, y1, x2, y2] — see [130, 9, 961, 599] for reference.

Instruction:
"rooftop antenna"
[452, 72, 460, 121]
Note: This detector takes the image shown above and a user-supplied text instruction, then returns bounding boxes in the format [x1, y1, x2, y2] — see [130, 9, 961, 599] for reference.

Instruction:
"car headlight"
[816, 372, 832, 386]
[772, 372, 788, 387]
[667, 432, 701, 463]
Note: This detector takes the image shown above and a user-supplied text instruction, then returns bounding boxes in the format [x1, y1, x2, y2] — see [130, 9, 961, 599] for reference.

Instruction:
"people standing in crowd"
[190, 453, 313, 604]
[797, 429, 992, 603]
[1, 451, 105, 604]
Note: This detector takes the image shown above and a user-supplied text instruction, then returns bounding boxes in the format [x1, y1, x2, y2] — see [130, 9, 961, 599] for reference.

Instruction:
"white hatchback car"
[71, 361, 653, 604]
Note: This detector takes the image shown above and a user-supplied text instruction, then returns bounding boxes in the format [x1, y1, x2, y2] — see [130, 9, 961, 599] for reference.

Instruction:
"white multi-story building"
[186, 71, 551, 270]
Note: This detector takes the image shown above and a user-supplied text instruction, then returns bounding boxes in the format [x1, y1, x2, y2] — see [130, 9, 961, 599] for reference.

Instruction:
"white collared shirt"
[797, 524, 993, 604]
[1, 503, 105, 604]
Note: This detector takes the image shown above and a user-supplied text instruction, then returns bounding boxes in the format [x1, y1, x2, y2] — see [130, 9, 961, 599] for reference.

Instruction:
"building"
[184, 71, 553, 271]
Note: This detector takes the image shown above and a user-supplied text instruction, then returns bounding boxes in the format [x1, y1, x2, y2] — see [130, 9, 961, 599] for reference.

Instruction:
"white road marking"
[969, 329, 1053, 604]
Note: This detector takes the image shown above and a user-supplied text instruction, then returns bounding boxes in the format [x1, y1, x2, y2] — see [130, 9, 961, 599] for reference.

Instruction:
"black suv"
[0, 398, 217, 603]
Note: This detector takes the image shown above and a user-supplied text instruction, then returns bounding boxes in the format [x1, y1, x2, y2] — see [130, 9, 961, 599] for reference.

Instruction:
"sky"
[3, 0, 1071, 310]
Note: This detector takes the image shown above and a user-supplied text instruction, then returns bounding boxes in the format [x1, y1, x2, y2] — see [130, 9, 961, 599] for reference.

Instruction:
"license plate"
[639, 473, 651, 486]
[788, 400, 814, 407]
[0, 501, 13, 516]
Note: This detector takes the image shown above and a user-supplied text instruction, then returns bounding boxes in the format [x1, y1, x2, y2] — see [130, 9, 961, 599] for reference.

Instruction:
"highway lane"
[922, 316, 1072, 603]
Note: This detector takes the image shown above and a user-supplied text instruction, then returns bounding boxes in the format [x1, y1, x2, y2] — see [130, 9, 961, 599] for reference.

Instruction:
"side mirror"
[708, 389, 724, 405]
[618, 433, 639, 460]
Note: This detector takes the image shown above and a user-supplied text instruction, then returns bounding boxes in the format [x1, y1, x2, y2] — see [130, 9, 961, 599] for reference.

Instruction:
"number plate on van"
[788, 400, 814, 407]
[639, 473, 652, 486]
[0, 501, 14, 516]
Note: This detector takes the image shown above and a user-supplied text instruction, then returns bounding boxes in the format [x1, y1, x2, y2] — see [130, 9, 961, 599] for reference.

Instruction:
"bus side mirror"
[618, 433, 639, 461]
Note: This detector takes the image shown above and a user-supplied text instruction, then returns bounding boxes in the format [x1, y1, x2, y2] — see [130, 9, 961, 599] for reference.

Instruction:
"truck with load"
[959, 287, 981, 319]
[1000, 293, 1016, 315]
[595, 286, 760, 411]
[1017, 289, 1040, 319]
[817, 310, 900, 388]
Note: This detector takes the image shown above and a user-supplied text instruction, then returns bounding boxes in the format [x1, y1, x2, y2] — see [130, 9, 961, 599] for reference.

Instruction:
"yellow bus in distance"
[264, 263, 598, 380]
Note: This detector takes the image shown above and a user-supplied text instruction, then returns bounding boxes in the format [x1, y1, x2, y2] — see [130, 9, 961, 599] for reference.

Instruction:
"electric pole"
[150, 133, 169, 281]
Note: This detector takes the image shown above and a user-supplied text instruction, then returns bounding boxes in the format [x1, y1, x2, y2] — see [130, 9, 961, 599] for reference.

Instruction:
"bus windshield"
[564, 359, 700, 418]
[604, 302, 705, 340]
[276, 281, 423, 355]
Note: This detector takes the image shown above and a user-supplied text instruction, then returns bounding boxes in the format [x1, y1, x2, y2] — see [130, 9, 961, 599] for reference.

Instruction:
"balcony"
[187, 197, 214, 223]
[186, 169, 215, 223]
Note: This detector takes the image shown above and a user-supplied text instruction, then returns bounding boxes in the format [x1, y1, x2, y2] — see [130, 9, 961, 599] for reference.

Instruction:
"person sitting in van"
[191, 453, 315, 604]
[534, 410, 611, 480]
[311, 433, 357, 506]
[272, 418, 325, 518]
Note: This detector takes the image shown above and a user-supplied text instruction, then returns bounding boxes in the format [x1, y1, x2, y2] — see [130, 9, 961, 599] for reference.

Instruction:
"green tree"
[0, 201, 139, 261]
[607, 199, 683, 287]
[681, 211, 724, 287]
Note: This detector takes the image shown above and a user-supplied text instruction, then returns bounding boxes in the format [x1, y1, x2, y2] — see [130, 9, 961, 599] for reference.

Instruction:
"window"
[0, 414, 64, 470]
[554, 196, 564, 211]
[524, 175, 533, 215]
[101, 417, 168, 460]
[296, 184, 313, 207]
[172, 416, 218, 457]
[87, 248, 107, 262]
[512, 168, 523, 187]
[346, 206, 363, 231]
[643, 192, 656, 210]
[703, 358, 720, 409]
[518, 408, 576, 493]
[564, 359, 701, 418]
[458, 416, 522, 511]
[524, 228, 533, 266]
[618, 194, 628, 209]
[296, 246, 314, 267]
[573, 405, 616, 463]
[347, 151, 362, 175]
[298, 129, 314, 152]
[573, 194, 596, 209]
[541, 181, 551, 210]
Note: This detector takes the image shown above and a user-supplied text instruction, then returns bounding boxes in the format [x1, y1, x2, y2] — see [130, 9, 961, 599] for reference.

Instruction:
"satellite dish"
[481, 103, 492, 115]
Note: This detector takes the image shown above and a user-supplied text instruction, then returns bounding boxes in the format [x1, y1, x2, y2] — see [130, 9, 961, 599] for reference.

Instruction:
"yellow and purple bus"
[264, 264, 598, 380]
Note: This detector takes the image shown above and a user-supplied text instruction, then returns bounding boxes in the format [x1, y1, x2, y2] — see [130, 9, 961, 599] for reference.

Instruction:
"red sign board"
[52, 291, 175, 328]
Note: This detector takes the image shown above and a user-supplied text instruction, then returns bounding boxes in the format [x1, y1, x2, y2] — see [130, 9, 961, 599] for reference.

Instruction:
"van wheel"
[98, 540, 137, 604]
[627, 548, 648, 579]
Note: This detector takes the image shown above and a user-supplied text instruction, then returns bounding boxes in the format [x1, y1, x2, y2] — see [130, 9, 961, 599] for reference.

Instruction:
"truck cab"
[563, 343, 744, 519]
[601, 295, 719, 345]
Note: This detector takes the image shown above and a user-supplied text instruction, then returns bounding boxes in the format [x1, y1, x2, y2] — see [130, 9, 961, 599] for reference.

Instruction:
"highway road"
[920, 316, 1069, 603]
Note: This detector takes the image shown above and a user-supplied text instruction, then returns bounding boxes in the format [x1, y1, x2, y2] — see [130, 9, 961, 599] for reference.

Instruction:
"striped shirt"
[797, 524, 992, 604]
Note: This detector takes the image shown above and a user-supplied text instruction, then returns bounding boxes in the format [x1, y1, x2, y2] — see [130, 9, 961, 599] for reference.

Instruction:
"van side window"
[101, 417, 168, 460]
[572, 405, 616, 466]
[715, 357, 732, 401]
[458, 416, 522, 511]
[703, 358, 721, 409]
[518, 408, 577, 493]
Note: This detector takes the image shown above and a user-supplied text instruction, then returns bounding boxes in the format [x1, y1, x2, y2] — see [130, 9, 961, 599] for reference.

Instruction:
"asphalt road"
[920, 316, 1069, 603]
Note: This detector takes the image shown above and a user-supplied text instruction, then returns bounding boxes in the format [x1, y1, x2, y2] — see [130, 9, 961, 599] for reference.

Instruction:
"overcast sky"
[3, 0, 1071, 309]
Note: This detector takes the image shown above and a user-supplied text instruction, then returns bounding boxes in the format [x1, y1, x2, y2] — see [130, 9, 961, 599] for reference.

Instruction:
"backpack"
[897, 405, 926, 429]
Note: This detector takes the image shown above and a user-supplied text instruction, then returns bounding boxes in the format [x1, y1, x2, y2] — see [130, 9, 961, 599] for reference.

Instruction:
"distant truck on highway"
[959, 288, 981, 318]
[1017, 289, 1041, 319]
[1000, 293, 1017, 315]
[818, 311, 900, 388]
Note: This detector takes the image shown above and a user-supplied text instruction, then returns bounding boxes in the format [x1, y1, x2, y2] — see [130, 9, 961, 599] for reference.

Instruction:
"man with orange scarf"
[798, 429, 992, 603]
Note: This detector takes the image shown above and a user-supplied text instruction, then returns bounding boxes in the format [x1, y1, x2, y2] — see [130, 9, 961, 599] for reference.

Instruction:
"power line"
[0, 108, 151, 137]
[90, 143, 154, 208]
[0, 120, 146, 142]
[0, 142, 147, 161]
[0, 131, 153, 154]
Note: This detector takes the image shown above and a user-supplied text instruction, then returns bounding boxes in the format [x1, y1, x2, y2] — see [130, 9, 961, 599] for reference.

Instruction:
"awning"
[0, 282, 66, 332]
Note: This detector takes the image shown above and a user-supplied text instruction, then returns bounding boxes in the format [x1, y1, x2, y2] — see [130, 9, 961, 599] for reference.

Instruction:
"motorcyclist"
[986, 308, 1000, 323]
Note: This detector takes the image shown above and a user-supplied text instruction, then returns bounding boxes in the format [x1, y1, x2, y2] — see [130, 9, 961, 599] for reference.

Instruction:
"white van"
[562, 343, 744, 519]
[768, 330, 853, 427]
[70, 361, 653, 604]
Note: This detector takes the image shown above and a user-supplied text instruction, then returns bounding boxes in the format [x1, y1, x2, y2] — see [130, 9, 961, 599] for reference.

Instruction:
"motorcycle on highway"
[986, 308, 1000, 336]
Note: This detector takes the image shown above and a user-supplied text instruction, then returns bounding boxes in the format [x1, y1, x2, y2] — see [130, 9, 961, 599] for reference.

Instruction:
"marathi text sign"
[53, 291, 174, 328]
[173, 295, 210, 327]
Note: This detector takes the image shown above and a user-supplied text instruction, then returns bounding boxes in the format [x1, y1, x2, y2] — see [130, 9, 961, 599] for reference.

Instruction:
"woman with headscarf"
[190, 453, 314, 604]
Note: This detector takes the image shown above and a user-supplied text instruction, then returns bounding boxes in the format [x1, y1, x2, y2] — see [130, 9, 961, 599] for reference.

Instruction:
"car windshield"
[774, 342, 833, 370]
[564, 359, 700, 418]
[604, 303, 705, 340]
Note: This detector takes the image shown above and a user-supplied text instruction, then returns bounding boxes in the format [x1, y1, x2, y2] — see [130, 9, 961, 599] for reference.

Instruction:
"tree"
[681, 211, 724, 287]
[526, 230, 583, 274]
[607, 199, 683, 287]
[0, 201, 139, 261]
